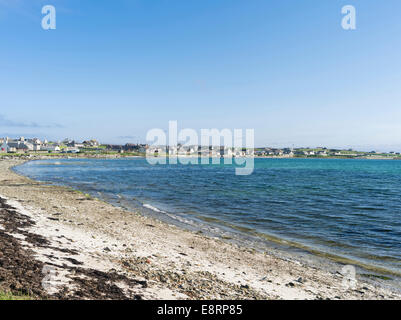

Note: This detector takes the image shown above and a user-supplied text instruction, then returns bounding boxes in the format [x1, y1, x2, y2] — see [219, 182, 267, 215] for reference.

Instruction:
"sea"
[14, 157, 401, 277]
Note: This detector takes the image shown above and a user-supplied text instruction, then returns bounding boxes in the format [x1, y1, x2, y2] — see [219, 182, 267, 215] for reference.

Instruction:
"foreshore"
[0, 157, 400, 300]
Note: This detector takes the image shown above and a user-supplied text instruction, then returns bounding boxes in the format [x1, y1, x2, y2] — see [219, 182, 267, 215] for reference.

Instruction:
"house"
[83, 140, 99, 147]
[41, 145, 61, 152]
[25, 138, 43, 151]
[293, 150, 305, 156]
[138, 146, 147, 153]
[147, 147, 164, 156]
[106, 144, 123, 152]
[27, 138, 42, 145]
[3, 138, 33, 152]
[66, 141, 78, 148]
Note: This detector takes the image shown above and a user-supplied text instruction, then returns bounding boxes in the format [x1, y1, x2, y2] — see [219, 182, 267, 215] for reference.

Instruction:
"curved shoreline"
[13, 158, 401, 280]
[1, 157, 400, 299]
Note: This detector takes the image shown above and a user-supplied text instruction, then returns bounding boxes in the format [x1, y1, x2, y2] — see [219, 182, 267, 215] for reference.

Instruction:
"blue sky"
[1, 0, 401, 150]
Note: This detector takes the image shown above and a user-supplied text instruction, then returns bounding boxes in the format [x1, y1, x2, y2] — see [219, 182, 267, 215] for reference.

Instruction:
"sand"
[0, 157, 400, 300]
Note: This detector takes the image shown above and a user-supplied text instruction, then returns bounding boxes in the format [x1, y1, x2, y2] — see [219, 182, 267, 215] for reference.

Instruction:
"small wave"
[142, 203, 198, 226]
[143, 203, 166, 213]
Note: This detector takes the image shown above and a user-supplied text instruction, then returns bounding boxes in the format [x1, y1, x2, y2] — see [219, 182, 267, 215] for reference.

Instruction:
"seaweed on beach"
[0, 197, 48, 298]
[0, 197, 145, 300]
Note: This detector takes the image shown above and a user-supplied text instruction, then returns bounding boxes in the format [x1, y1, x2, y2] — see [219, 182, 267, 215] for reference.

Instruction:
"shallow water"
[15, 158, 401, 274]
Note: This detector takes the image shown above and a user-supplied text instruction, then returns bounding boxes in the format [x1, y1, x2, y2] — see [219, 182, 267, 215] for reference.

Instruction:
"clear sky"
[1, 0, 401, 151]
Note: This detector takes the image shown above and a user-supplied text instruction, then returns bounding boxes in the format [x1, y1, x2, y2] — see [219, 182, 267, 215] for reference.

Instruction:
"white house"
[41, 145, 61, 152]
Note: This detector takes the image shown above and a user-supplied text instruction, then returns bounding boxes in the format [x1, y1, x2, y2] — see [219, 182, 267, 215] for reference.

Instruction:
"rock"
[103, 247, 111, 252]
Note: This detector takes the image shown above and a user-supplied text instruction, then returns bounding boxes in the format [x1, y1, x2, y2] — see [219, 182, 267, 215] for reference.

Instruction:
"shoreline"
[14, 157, 401, 280]
[1, 158, 400, 299]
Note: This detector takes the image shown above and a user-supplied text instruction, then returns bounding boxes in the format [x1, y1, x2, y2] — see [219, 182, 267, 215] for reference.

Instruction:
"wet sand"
[0, 157, 400, 300]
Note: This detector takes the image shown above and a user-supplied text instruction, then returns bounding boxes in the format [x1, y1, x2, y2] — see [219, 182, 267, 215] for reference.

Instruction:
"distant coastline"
[2, 136, 401, 160]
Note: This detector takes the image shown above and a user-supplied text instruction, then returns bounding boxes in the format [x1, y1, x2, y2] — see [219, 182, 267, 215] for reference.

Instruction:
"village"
[1, 136, 400, 159]
[0, 137, 96, 154]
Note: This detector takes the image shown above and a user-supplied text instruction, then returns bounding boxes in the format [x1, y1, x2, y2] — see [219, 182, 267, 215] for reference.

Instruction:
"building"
[147, 146, 164, 156]
[83, 140, 99, 147]
[1, 138, 33, 152]
[41, 145, 61, 152]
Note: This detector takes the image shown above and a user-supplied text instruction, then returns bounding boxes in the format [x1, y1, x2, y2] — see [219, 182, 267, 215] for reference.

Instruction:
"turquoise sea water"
[15, 158, 401, 275]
